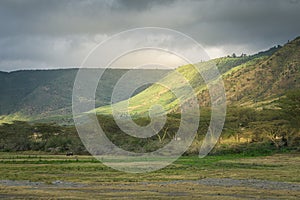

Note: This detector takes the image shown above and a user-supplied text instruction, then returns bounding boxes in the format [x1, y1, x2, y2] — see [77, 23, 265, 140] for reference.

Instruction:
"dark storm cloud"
[0, 0, 300, 71]
[113, 0, 176, 10]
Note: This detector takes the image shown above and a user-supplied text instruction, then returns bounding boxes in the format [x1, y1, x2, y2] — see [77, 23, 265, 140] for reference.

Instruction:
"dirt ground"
[0, 178, 300, 199]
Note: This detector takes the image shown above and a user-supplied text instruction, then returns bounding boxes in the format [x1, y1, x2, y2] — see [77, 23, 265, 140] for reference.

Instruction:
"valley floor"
[0, 152, 299, 199]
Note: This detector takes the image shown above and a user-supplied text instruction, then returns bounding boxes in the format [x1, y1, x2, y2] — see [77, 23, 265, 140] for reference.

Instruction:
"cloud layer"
[1, 0, 300, 71]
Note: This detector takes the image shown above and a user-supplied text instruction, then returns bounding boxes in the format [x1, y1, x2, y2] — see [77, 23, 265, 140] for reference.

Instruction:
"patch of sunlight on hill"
[95, 58, 245, 117]
[0, 113, 30, 124]
[94, 43, 290, 117]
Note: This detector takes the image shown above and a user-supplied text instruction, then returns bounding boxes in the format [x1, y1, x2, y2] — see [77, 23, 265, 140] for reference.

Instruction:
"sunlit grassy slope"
[96, 37, 300, 116]
[0, 112, 30, 124]
[95, 54, 271, 116]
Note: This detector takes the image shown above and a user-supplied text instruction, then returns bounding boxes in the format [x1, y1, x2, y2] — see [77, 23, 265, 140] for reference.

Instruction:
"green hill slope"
[95, 44, 284, 116]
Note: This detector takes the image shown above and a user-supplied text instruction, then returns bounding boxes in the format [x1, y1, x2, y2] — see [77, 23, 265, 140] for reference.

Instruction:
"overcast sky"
[1, 0, 300, 71]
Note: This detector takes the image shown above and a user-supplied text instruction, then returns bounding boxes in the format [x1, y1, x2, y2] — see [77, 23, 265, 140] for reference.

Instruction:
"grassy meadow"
[0, 152, 299, 199]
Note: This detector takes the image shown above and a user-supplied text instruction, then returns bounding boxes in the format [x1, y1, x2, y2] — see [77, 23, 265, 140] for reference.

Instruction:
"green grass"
[0, 152, 299, 183]
[0, 152, 299, 199]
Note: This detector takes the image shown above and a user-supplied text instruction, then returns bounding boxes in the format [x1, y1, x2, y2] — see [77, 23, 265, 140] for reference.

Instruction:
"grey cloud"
[112, 0, 176, 11]
[0, 0, 300, 70]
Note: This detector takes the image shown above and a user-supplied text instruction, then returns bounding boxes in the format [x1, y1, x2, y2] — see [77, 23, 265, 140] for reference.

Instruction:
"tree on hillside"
[225, 107, 257, 142]
[277, 89, 300, 147]
[277, 89, 300, 130]
[0, 121, 32, 151]
[251, 120, 289, 149]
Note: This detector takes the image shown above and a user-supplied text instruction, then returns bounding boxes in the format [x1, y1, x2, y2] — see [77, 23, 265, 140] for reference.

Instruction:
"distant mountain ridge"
[0, 68, 171, 123]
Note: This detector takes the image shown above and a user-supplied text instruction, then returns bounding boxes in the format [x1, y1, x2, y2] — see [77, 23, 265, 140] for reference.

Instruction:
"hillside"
[222, 37, 300, 107]
[194, 36, 299, 108]
[0, 68, 171, 123]
[95, 44, 284, 116]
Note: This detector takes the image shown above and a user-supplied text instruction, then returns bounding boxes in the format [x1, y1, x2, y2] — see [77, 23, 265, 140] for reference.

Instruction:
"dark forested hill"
[0, 68, 171, 122]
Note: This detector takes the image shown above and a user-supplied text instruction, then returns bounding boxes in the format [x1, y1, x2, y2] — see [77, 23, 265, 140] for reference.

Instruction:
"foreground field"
[0, 152, 299, 199]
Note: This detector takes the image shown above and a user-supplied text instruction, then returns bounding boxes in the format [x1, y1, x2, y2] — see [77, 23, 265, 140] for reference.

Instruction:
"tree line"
[0, 89, 299, 155]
